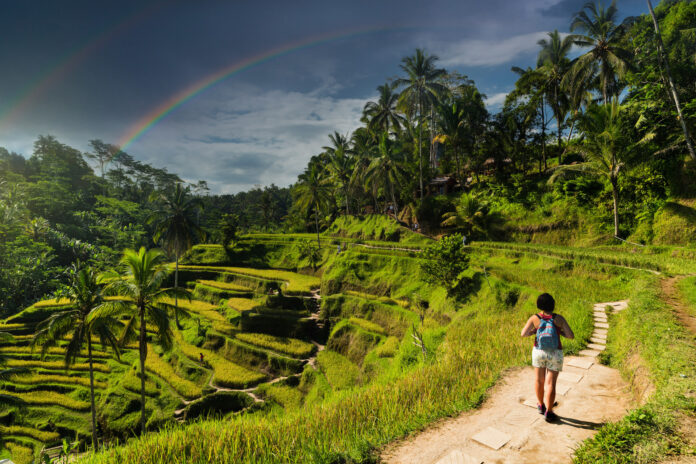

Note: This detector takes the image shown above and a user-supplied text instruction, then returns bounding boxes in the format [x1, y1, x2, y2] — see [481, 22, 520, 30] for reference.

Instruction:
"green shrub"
[374, 336, 400, 358]
[181, 245, 230, 265]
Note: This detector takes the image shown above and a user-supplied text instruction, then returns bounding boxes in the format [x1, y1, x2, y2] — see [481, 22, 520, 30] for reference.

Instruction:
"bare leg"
[544, 369, 560, 413]
[535, 367, 546, 406]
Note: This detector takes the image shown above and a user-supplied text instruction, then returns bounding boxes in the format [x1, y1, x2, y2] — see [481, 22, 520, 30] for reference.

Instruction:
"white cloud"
[433, 31, 551, 67]
[128, 84, 371, 194]
[484, 92, 508, 108]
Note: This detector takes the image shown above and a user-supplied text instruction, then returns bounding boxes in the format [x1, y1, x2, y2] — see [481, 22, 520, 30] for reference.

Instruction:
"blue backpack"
[536, 314, 559, 350]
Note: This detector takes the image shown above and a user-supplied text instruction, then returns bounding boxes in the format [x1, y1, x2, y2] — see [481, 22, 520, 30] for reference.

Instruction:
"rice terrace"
[1, 1, 696, 463]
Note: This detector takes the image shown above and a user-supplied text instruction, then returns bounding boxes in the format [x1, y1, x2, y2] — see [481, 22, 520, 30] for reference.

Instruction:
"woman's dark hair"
[537, 293, 555, 313]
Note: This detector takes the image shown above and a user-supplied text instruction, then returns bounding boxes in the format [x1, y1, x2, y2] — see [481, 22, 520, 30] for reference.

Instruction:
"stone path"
[381, 301, 631, 464]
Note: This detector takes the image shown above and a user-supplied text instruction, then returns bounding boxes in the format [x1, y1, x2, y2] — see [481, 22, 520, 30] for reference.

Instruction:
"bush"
[420, 234, 471, 298]
[493, 281, 521, 308]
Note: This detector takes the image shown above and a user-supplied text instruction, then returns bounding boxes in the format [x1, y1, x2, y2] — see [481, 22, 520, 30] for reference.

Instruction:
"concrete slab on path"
[503, 408, 540, 427]
[558, 371, 583, 383]
[579, 349, 601, 357]
[595, 322, 610, 329]
[471, 427, 511, 450]
[587, 343, 606, 351]
[566, 358, 594, 370]
[594, 328, 608, 336]
[433, 449, 483, 464]
[590, 337, 606, 345]
[591, 332, 607, 340]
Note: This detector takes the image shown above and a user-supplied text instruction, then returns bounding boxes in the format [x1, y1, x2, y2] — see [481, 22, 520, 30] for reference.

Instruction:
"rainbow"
[117, 26, 402, 151]
[0, 2, 164, 129]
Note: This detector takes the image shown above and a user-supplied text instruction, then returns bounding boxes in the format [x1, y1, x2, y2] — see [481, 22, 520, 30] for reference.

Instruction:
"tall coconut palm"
[436, 102, 467, 181]
[349, 128, 378, 212]
[364, 134, 407, 217]
[537, 30, 573, 152]
[322, 131, 350, 156]
[294, 164, 331, 246]
[550, 100, 653, 237]
[565, 1, 634, 104]
[33, 264, 122, 450]
[395, 49, 447, 200]
[103, 247, 181, 434]
[363, 82, 405, 135]
[327, 145, 354, 216]
[149, 184, 204, 329]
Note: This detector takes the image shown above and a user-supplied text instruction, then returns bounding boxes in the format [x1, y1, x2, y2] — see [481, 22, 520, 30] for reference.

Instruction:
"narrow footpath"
[381, 301, 632, 464]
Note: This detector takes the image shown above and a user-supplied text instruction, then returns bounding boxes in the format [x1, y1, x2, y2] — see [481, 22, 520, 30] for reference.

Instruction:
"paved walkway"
[382, 301, 631, 464]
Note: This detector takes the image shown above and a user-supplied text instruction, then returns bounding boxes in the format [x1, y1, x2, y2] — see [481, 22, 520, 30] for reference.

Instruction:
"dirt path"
[381, 301, 633, 464]
[660, 277, 696, 336]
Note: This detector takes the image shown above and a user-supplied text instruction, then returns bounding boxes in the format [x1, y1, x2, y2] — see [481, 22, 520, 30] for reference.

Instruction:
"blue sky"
[0, 0, 646, 193]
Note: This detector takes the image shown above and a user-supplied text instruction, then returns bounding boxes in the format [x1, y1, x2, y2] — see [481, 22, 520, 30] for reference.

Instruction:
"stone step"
[558, 371, 583, 383]
[566, 357, 594, 370]
[595, 322, 609, 329]
[434, 449, 483, 464]
[590, 337, 606, 345]
[587, 343, 606, 351]
[471, 427, 511, 450]
[578, 349, 600, 357]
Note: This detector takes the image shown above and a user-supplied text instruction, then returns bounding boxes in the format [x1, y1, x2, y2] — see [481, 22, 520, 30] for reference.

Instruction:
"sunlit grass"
[234, 333, 315, 359]
[1, 389, 90, 411]
[145, 345, 202, 400]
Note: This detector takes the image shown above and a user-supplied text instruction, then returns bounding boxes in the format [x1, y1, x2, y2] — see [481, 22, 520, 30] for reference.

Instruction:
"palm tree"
[322, 131, 350, 156]
[149, 184, 204, 329]
[294, 164, 331, 246]
[363, 82, 405, 135]
[327, 145, 354, 216]
[32, 264, 122, 450]
[436, 102, 467, 182]
[565, 1, 633, 105]
[441, 194, 502, 239]
[103, 247, 181, 434]
[364, 134, 407, 217]
[550, 100, 653, 237]
[395, 49, 447, 200]
[537, 30, 573, 153]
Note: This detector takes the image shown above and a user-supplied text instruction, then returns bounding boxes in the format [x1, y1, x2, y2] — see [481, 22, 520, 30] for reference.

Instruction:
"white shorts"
[532, 347, 564, 372]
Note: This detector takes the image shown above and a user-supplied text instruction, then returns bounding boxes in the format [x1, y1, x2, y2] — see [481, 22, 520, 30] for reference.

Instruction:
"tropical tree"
[327, 145, 354, 216]
[149, 184, 203, 328]
[395, 49, 448, 200]
[436, 102, 467, 181]
[102, 247, 182, 434]
[364, 134, 407, 217]
[297, 240, 322, 271]
[550, 100, 653, 237]
[537, 30, 573, 152]
[294, 164, 331, 246]
[565, 0, 634, 104]
[32, 264, 122, 450]
[441, 193, 502, 239]
[363, 82, 405, 135]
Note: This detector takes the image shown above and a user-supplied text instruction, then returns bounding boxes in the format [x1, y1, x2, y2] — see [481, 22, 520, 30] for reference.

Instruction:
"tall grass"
[0, 425, 60, 442]
[6, 359, 110, 373]
[9, 373, 107, 389]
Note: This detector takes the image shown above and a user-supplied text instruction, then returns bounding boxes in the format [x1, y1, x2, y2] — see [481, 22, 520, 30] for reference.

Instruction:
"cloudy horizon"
[0, 0, 645, 194]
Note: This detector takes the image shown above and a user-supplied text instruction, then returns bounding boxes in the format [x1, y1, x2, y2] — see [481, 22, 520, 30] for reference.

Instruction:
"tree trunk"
[139, 306, 147, 434]
[429, 106, 435, 169]
[314, 205, 320, 247]
[611, 177, 620, 238]
[87, 337, 98, 450]
[418, 96, 424, 201]
[541, 97, 547, 172]
[390, 182, 399, 218]
[647, 0, 696, 161]
[174, 255, 180, 329]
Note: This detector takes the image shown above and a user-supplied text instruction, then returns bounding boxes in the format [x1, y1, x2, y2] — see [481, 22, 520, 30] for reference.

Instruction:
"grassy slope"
[75, 253, 634, 463]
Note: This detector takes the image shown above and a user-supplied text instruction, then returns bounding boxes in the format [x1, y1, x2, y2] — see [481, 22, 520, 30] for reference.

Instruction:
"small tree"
[420, 233, 470, 297]
[218, 213, 239, 248]
[297, 240, 322, 271]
